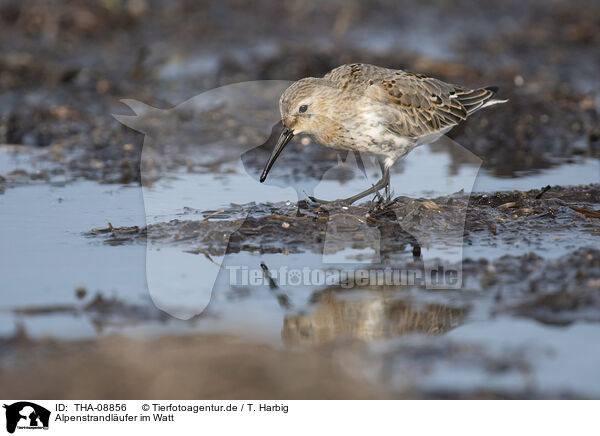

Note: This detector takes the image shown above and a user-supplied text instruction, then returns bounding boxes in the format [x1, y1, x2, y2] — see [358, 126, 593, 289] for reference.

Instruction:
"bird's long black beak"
[260, 125, 294, 182]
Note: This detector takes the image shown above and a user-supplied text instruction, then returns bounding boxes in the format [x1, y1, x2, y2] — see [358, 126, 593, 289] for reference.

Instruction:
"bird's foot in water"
[368, 192, 398, 215]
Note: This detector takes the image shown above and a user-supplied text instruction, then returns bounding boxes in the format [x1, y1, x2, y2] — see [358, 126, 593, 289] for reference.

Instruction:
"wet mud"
[0, 330, 384, 399]
[87, 184, 600, 259]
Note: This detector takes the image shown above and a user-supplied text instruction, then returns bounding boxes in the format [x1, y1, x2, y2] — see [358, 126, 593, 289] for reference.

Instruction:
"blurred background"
[0, 0, 599, 399]
[1, 0, 598, 179]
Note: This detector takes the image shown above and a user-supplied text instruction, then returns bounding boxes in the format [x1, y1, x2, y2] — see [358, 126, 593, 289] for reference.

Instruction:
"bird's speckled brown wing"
[324, 63, 497, 138]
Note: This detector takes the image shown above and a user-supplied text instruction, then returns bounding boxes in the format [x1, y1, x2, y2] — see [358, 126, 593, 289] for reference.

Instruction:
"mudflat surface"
[1, 0, 599, 399]
[0, 331, 383, 399]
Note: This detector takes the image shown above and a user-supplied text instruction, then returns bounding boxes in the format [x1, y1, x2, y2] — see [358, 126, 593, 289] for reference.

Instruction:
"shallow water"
[145, 143, 598, 220]
[1, 143, 599, 397]
[0, 181, 146, 337]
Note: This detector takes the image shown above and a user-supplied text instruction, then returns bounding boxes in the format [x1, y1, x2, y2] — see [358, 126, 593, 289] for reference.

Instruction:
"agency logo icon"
[3, 402, 50, 434]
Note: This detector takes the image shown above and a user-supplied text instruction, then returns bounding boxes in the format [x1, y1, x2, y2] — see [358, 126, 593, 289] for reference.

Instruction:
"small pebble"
[75, 285, 87, 299]
[514, 75, 524, 86]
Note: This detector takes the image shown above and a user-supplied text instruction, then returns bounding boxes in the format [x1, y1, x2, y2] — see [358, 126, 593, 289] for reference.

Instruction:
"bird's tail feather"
[456, 86, 507, 115]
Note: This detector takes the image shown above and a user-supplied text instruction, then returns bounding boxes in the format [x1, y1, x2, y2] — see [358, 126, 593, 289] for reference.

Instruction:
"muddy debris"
[568, 205, 600, 219]
[484, 248, 600, 325]
[87, 184, 600, 257]
[10, 292, 170, 331]
[88, 222, 145, 245]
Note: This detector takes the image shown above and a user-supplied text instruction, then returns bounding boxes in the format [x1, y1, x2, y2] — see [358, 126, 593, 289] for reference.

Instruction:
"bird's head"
[260, 78, 341, 182]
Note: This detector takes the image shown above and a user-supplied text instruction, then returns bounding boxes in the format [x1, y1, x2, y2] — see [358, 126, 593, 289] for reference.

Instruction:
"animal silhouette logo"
[114, 80, 481, 319]
[3, 402, 50, 434]
[114, 81, 296, 319]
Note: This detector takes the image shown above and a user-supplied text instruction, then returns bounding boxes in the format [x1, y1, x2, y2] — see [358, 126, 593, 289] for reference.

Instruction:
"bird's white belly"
[326, 110, 450, 168]
[350, 123, 415, 157]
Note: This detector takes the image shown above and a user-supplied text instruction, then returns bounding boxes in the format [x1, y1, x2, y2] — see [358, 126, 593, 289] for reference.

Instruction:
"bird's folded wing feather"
[324, 63, 496, 138]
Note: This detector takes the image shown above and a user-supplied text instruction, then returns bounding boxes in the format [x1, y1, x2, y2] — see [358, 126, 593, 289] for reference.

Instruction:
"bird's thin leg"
[344, 165, 389, 205]
[378, 159, 391, 202]
[309, 163, 390, 206]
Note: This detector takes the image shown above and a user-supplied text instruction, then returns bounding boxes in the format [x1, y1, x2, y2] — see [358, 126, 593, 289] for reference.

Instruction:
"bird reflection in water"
[282, 290, 467, 346]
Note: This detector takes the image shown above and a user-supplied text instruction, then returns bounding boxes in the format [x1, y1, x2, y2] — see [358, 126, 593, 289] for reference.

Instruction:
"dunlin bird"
[260, 63, 507, 204]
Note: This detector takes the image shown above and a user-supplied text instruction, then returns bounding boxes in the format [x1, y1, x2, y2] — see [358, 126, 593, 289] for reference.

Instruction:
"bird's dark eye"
[299, 105, 308, 113]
